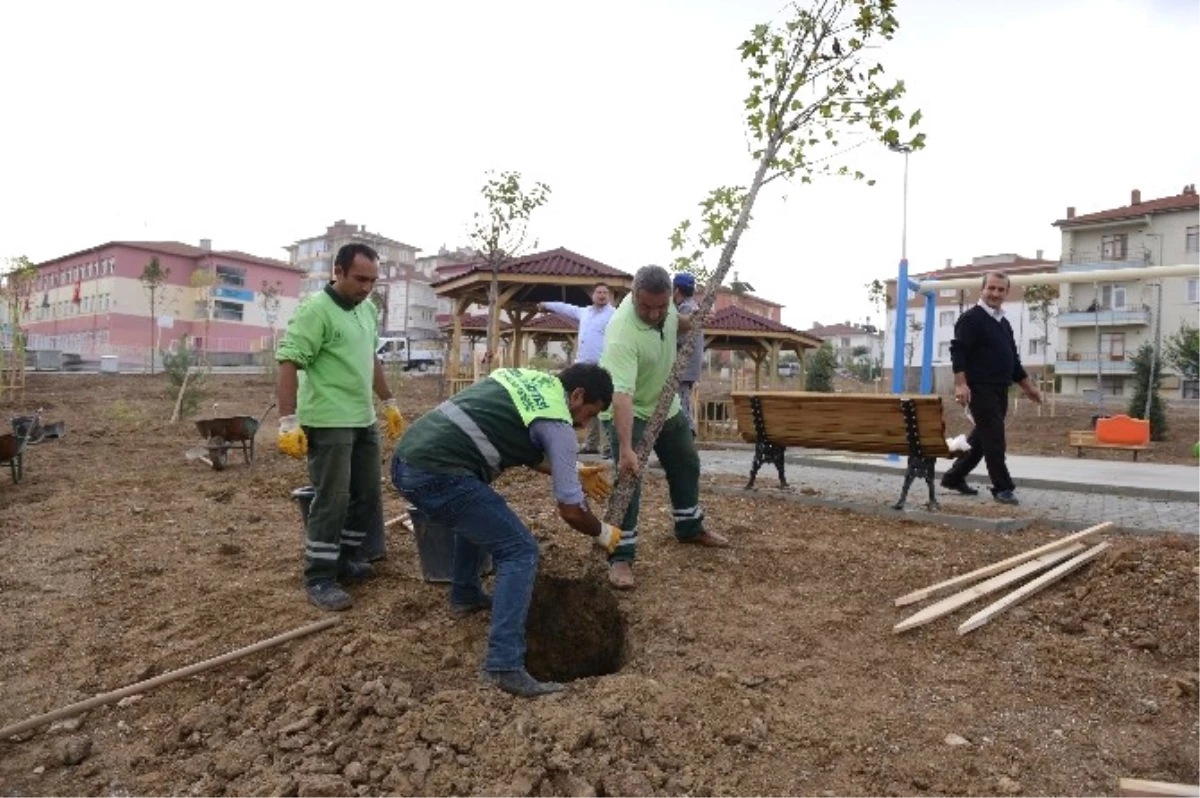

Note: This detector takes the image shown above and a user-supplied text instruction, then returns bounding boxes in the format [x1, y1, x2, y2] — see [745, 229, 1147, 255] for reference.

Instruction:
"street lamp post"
[889, 143, 913, 394]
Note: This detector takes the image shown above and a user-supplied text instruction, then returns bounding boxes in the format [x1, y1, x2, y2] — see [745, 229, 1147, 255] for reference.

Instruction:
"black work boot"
[337, 558, 374, 584]
[306, 581, 353, 611]
[481, 669, 566, 698]
[449, 593, 493, 619]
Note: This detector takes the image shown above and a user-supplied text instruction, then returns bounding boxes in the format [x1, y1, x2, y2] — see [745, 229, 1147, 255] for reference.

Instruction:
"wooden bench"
[731, 391, 962, 510]
[1067, 430, 1149, 461]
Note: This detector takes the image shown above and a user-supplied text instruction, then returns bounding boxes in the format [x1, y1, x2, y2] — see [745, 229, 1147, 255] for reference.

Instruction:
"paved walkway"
[643, 445, 1199, 536]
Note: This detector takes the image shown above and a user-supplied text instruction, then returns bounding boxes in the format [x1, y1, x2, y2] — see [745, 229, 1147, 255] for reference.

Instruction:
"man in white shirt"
[539, 283, 616, 454]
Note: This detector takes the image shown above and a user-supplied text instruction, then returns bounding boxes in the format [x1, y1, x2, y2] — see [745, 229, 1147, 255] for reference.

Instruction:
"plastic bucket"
[407, 505, 492, 583]
[291, 487, 387, 562]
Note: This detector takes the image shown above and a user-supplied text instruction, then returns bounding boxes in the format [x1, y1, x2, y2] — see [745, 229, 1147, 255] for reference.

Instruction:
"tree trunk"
[604, 147, 777, 526]
[149, 291, 156, 375]
[485, 266, 500, 376]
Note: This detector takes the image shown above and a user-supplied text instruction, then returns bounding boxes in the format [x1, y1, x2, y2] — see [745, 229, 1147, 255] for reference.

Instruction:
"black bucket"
[407, 505, 493, 583]
[291, 486, 387, 562]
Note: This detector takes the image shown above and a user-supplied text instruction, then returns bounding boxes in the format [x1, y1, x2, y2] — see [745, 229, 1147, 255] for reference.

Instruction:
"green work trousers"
[604, 411, 704, 563]
[302, 425, 381, 584]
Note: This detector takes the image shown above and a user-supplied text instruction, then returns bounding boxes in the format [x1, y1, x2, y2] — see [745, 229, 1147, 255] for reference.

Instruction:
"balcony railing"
[1060, 247, 1152, 272]
[1056, 350, 1134, 375]
[1057, 304, 1152, 328]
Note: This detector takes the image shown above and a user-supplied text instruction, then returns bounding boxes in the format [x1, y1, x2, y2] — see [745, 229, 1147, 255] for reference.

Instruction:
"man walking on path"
[539, 283, 615, 454]
[391, 364, 620, 697]
[276, 243, 408, 611]
[599, 265, 729, 591]
[672, 273, 704, 434]
[941, 271, 1042, 505]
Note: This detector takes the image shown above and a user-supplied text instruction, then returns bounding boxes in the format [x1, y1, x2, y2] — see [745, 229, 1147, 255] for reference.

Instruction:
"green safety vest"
[394, 368, 572, 482]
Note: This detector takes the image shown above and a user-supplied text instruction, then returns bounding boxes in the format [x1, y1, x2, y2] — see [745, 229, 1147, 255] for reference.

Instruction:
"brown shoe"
[608, 561, 635, 590]
[682, 530, 731, 548]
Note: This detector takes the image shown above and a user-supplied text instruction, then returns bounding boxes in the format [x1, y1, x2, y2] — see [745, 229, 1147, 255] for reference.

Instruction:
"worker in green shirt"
[392, 364, 620, 697]
[599, 264, 730, 591]
[275, 243, 407, 612]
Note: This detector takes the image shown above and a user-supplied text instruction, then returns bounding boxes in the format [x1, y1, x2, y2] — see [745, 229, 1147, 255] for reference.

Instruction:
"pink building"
[22, 240, 304, 366]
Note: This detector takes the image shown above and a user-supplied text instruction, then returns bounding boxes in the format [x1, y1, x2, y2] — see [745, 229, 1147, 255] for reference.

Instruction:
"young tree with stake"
[140, 257, 170, 375]
[467, 171, 550, 376]
[606, 0, 924, 525]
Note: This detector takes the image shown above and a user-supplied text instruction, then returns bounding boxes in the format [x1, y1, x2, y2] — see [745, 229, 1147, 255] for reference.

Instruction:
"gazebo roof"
[702, 306, 823, 352]
[432, 247, 633, 308]
[522, 311, 579, 332]
[438, 313, 509, 334]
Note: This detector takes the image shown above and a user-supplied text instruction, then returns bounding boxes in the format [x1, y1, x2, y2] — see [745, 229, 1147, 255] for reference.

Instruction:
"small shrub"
[162, 343, 209, 418]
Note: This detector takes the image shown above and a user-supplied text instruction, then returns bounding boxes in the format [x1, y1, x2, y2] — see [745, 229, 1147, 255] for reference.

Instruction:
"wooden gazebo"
[432, 247, 632, 378]
[702, 306, 823, 389]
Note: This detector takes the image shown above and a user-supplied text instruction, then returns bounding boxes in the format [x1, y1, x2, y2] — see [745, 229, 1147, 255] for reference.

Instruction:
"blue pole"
[890, 258, 909, 394]
[920, 289, 935, 393]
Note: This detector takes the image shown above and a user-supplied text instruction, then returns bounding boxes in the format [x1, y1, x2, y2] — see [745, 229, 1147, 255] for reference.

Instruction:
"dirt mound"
[0, 373, 1195, 795]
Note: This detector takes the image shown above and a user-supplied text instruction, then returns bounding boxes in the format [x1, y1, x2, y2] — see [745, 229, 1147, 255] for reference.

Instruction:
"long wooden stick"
[1117, 778, 1200, 797]
[170, 368, 193, 423]
[0, 617, 338, 740]
[893, 522, 1112, 607]
[958, 542, 1111, 635]
[893, 543, 1084, 633]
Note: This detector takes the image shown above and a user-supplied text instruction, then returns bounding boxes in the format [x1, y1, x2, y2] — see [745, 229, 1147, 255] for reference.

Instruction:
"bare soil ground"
[0, 373, 1196, 797]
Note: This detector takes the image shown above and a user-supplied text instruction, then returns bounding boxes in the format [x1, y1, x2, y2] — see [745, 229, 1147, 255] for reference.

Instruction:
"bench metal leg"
[745, 441, 788, 490]
[893, 456, 938, 511]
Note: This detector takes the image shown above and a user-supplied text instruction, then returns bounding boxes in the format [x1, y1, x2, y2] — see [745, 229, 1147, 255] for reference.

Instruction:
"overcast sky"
[2, 0, 1196, 330]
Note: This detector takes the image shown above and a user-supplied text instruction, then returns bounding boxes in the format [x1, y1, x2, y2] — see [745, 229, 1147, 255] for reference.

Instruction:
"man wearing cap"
[599, 264, 730, 591]
[671, 273, 704, 434]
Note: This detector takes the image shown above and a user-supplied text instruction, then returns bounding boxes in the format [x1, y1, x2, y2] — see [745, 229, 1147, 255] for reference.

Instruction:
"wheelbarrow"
[186, 403, 276, 471]
[1, 416, 35, 484]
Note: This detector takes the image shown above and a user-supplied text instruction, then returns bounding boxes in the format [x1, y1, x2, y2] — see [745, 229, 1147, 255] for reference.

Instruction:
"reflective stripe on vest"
[436, 400, 502, 479]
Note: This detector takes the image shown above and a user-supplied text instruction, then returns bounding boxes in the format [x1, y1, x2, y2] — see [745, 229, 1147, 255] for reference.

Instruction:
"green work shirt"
[599, 296, 681, 421]
[276, 286, 380, 428]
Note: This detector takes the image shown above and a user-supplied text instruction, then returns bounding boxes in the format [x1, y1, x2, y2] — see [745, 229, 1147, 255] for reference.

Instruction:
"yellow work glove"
[577, 462, 612, 503]
[594, 522, 623, 555]
[382, 399, 407, 440]
[277, 415, 307, 459]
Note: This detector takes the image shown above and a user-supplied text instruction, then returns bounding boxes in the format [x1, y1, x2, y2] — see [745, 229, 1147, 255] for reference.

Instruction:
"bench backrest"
[731, 391, 953, 457]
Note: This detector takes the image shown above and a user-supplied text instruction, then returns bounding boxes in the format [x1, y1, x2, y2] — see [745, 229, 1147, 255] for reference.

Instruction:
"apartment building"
[1053, 185, 1200, 398]
[21, 240, 303, 364]
[803, 321, 884, 368]
[284, 220, 435, 337]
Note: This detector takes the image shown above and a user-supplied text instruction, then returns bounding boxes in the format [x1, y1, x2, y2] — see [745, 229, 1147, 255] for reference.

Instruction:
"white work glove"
[594, 523, 622, 554]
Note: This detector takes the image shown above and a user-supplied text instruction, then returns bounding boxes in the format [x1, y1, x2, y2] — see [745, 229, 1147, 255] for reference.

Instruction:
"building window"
[938, 342, 951, 360]
[1100, 284, 1127, 310]
[1186, 226, 1198, 254]
[212, 300, 244, 322]
[938, 288, 956, 298]
[1183, 379, 1199, 399]
[939, 310, 955, 327]
[1187, 279, 1198, 303]
[1101, 234, 1128, 261]
[1028, 339, 1043, 355]
[215, 265, 246, 287]
[1099, 332, 1125, 359]
[840, 337, 850, 348]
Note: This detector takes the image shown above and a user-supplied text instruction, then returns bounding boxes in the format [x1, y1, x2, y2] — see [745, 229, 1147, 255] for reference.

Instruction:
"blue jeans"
[391, 458, 539, 672]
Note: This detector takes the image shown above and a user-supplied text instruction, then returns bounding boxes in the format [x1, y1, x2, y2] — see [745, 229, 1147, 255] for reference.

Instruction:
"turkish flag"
[72, 279, 81, 304]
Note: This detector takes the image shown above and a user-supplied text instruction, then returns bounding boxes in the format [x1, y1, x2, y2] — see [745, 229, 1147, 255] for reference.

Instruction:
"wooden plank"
[892, 544, 1085, 633]
[957, 542, 1112, 635]
[893, 522, 1113, 607]
[1118, 778, 1200, 797]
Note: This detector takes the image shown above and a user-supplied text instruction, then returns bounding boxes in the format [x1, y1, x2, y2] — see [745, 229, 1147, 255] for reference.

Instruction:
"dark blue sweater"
[949, 305, 1028, 386]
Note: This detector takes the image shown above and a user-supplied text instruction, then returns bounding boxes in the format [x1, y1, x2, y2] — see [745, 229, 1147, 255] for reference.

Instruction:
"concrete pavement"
[640, 444, 1199, 536]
